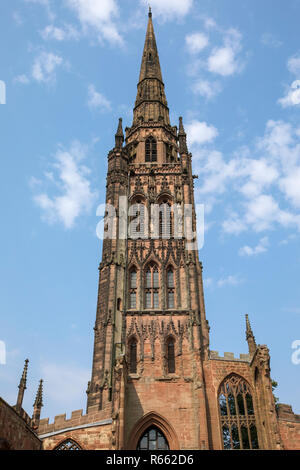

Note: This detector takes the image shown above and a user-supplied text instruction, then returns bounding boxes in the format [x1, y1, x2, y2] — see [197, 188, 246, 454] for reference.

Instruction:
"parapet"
[209, 350, 251, 362]
[38, 406, 112, 437]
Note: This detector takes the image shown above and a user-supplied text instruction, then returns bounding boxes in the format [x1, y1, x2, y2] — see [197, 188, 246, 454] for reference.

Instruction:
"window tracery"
[219, 375, 259, 450]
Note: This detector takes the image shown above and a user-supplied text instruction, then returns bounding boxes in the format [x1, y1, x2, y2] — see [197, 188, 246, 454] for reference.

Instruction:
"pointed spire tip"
[148, 5, 152, 18]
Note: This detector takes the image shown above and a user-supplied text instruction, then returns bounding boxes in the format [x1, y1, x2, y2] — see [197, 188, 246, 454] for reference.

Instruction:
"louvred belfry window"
[129, 337, 137, 374]
[219, 375, 259, 450]
[129, 269, 137, 309]
[167, 337, 175, 373]
[167, 268, 175, 309]
[145, 137, 157, 162]
[159, 202, 173, 239]
[145, 264, 159, 309]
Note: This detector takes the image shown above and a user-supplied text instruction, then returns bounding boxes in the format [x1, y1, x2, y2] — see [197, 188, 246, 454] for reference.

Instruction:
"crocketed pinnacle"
[18, 358, 29, 390]
[133, 10, 170, 126]
[115, 118, 124, 149]
[33, 379, 43, 409]
[16, 358, 29, 411]
[178, 117, 188, 154]
[245, 314, 257, 355]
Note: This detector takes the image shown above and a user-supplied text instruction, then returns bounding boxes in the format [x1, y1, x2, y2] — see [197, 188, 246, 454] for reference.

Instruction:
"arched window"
[167, 268, 175, 309]
[137, 426, 169, 450]
[129, 269, 137, 309]
[218, 375, 259, 450]
[129, 337, 137, 374]
[167, 337, 175, 374]
[55, 439, 82, 450]
[129, 199, 147, 239]
[159, 202, 173, 239]
[145, 137, 157, 162]
[145, 264, 159, 309]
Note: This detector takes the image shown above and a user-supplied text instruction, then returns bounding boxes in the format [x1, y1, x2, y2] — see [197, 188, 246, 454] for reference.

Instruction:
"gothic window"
[218, 375, 259, 450]
[129, 269, 137, 309]
[129, 337, 137, 374]
[55, 439, 82, 450]
[159, 202, 173, 239]
[144, 264, 159, 309]
[145, 137, 157, 162]
[129, 199, 147, 239]
[167, 337, 175, 374]
[167, 268, 175, 309]
[137, 426, 169, 450]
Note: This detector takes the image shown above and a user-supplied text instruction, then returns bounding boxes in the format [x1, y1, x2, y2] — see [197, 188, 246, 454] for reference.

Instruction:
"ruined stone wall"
[0, 397, 41, 450]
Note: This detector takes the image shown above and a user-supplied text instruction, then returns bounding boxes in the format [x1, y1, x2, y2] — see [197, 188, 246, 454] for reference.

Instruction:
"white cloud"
[140, 0, 193, 20]
[217, 275, 242, 287]
[287, 54, 300, 76]
[191, 118, 300, 237]
[278, 80, 300, 108]
[14, 74, 30, 84]
[239, 236, 269, 256]
[41, 24, 79, 41]
[186, 120, 218, 146]
[33, 141, 98, 229]
[186, 33, 209, 54]
[191, 79, 222, 100]
[32, 52, 64, 83]
[65, 0, 122, 44]
[261, 33, 282, 48]
[280, 167, 300, 208]
[87, 84, 111, 111]
[207, 28, 243, 76]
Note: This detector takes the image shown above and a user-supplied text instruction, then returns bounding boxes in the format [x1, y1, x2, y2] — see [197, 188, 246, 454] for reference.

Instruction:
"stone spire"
[16, 358, 29, 412]
[133, 9, 170, 126]
[245, 314, 257, 355]
[32, 379, 43, 428]
[178, 117, 188, 154]
[115, 118, 124, 149]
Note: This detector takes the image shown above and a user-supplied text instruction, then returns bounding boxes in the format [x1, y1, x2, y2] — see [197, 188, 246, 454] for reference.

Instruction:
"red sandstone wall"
[41, 424, 112, 450]
[0, 398, 41, 450]
[277, 404, 300, 450]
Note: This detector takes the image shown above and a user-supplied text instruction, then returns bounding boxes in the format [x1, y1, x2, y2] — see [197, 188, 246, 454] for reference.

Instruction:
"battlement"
[38, 405, 112, 438]
[209, 350, 251, 362]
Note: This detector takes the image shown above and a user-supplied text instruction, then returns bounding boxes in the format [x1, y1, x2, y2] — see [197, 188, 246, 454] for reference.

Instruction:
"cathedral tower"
[86, 9, 211, 449]
[35, 11, 300, 451]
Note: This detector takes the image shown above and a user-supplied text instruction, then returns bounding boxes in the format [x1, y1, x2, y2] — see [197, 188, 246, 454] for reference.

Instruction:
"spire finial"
[115, 117, 124, 149]
[32, 379, 43, 428]
[33, 379, 43, 408]
[245, 314, 257, 355]
[178, 116, 188, 154]
[149, 5, 152, 18]
[16, 358, 29, 412]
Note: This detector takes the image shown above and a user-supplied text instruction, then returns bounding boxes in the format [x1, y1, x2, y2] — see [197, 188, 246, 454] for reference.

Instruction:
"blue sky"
[0, 0, 300, 422]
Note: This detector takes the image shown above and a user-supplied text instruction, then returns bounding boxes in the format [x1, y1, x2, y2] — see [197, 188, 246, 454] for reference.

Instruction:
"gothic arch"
[53, 437, 84, 450]
[217, 373, 259, 450]
[127, 412, 179, 450]
[156, 192, 173, 204]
